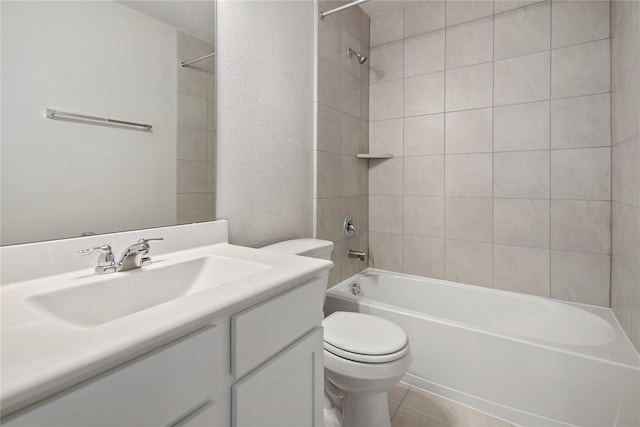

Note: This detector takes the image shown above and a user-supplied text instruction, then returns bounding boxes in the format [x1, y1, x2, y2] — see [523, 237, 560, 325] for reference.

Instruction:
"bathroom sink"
[26, 256, 270, 327]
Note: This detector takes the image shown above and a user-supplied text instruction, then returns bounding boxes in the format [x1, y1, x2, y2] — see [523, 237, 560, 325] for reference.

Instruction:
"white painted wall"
[1, 1, 177, 245]
[216, 0, 315, 247]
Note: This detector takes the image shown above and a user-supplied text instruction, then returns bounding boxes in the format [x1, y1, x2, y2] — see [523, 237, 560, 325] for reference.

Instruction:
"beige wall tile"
[369, 157, 404, 195]
[318, 15, 342, 66]
[404, 72, 445, 116]
[494, 51, 550, 106]
[404, 196, 445, 238]
[494, 245, 550, 297]
[445, 240, 493, 287]
[404, 1, 445, 38]
[370, 79, 403, 120]
[341, 155, 360, 197]
[317, 197, 343, 242]
[341, 113, 361, 156]
[178, 65, 208, 98]
[404, 236, 445, 278]
[551, 39, 610, 99]
[494, 101, 550, 151]
[370, 8, 404, 47]
[370, 195, 404, 233]
[551, 250, 610, 306]
[318, 55, 342, 109]
[445, 17, 494, 69]
[445, 153, 492, 197]
[612, 201, 640, 278]
[612, 136, 640, 207]
[177, 160, 207, 193]
[369, 232, 404, 271]
[552, 0, 610, 49]
[405, 155, 445, 196]
[445, 197, 492, 242]
[178, 127, 208, 161]
[370, 41, 404, 83]
[404, 31, 445, 77]
[177, 193, 208, 224]
[494, 1, 550, 60]
[550, 148, 611, 200]
[446, 0, 494, 26]
[317, 151, 342, 198]
[445, 62, 493, 111]
[318, 104, 342, 153]
[342, 29, 362, 80]
[551, 200, 611, 253]
[494, 150, 550, 198]
[495, 0, 541, 14]
[361, 9, 371, 46]
[404, 114, 445, 156]
[342, 5, 362, 43]
[206, 162, 216, 192]
[551, 93, 611, 149]
[178, 93, 208, 129]
[494, 198, 550, 248]
[342, 71, 361, 117]
[445, 108, 493, 154]
[370, 119, 403, 156]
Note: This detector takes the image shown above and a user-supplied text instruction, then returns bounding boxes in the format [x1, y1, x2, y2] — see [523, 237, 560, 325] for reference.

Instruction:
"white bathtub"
[324, 269, 640, 427]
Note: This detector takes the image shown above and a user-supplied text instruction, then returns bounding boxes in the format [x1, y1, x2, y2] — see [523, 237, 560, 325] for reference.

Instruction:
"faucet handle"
[78, 244, 113, 256]
[137, 237, 164, 245]
[78, 244, 116, 274]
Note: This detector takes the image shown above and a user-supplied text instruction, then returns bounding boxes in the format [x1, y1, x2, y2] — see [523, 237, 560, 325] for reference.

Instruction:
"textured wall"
[367, 0, 612, 306]
[316, 1, 371, 287]
[217, 1, 314, 247]
[611, 0, 640, 350]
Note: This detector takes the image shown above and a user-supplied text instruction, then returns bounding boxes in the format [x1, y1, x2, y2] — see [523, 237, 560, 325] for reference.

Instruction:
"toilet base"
[342, 391, 391, 427]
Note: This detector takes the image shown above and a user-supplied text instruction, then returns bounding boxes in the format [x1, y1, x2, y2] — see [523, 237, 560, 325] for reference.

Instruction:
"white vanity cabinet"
[2, 276, 325, 427]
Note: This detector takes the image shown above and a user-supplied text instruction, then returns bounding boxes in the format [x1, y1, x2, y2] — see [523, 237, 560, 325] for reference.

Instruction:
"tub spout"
[347, 249, 367, 262]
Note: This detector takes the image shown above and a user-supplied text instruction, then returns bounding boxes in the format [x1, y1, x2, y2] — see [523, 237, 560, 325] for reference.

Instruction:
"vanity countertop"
[0, 225, 332, 416]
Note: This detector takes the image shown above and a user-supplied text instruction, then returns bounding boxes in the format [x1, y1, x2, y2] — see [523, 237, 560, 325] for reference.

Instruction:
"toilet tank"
[260, 238, 334, 260]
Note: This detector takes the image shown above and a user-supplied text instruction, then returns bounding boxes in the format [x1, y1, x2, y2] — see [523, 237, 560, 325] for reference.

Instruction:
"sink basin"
[26, 256, 270, 327]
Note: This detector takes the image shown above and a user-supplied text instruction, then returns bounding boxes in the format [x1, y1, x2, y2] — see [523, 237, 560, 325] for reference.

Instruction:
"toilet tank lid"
[260, 238, 334, 257]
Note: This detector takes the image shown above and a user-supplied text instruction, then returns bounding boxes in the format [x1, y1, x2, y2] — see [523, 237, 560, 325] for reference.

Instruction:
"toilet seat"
[323, 312, 409, 363]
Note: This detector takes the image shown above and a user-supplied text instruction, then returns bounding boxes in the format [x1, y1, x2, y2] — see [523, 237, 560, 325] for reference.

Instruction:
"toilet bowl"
[261, 239, 412, 427]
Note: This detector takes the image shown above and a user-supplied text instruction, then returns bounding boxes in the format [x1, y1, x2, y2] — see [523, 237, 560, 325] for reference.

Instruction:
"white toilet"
[261, 239, 412, 427]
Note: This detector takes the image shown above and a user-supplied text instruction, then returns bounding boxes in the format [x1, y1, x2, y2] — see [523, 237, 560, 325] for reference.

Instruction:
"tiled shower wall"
[367, 0, 612, 305]
[176, 31, 216, 224]
[611, 0, 640, 350]
[316, 2, 371, 287]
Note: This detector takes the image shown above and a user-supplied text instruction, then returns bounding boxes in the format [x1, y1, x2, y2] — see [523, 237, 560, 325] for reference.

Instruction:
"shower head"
[348, 48, 367, 64]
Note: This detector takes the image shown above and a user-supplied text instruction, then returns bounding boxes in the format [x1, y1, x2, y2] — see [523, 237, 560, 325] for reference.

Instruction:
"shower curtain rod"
[320, 0, 369, 19]
[180, 52, 215, 68]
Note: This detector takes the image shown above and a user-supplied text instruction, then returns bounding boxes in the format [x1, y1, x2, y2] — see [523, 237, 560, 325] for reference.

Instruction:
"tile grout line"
[491, 0, 496, 289]
[442, 0, 448, 281]
[548, 0, 553, 298]
[390, 385, 412, 421]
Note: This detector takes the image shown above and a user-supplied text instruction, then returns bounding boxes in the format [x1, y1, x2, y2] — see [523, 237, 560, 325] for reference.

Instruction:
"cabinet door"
[232, 328, 323, 427]
[3, 325, 230, 427]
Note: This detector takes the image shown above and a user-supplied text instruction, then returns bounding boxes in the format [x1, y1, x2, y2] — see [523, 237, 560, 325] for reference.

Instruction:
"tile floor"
[388, 383, 519, 427]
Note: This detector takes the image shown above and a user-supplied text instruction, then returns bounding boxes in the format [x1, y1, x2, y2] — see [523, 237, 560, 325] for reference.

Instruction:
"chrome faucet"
[347, 249, 367, 262]
[116, 238, 164, 271]
[79, 238, 163, 274]
[78, 244, 117, 274]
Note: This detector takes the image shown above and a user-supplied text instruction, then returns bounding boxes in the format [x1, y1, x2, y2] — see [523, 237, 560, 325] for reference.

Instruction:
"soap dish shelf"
[356, 154, 393, 159]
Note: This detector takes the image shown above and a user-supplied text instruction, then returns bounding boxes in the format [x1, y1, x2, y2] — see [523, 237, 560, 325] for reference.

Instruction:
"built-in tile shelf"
[356, 153, 393, 159]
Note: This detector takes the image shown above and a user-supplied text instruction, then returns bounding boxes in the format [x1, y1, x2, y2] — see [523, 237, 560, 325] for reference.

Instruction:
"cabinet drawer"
[231, 278, 324, 378]
[4, 324, 229, 427]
